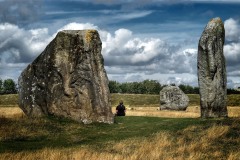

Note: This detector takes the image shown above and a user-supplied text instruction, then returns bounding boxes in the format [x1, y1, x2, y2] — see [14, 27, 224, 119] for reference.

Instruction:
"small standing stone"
[160, 86, 189, 111]
[197, 17, 228, 118]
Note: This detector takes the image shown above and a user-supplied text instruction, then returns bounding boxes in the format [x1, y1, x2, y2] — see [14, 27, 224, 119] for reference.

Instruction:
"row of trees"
[0, 79, 17, 94]
[109, 80, 200, 94]
[0, 78, 239, 95]
[109, 80, 163, 94]
[109, 80, 240, 94]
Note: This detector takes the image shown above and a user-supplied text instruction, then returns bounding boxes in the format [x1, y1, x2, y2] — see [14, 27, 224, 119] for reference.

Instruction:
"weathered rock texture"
[18, 30, 114, 124]
[198, 17, 228, 118]
[160, 86, 189, 111]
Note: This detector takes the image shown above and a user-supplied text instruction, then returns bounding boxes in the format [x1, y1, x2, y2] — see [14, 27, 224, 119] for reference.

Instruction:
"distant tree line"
[178, 84, 199, 94]
[109, 80, 240, 95]
[109, 80, 163, 94]
[108, 80, 200, 94]
[0, 78, 239, 95]
[227, 88, 240, 94]
[0, 79, 17, 94]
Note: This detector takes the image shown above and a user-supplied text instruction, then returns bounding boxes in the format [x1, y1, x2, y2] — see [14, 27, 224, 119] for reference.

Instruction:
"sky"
[0, 0, 240, 88]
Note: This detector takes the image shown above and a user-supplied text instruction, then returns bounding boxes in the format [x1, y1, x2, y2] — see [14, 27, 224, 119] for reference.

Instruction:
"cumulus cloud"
[0, 23, 51, 65]
[224, 42, 240, 76]
[223, 18, 240, 87]
[222, 18, 240, 88]
[0, 22, 199, 84]
[101, 27, 197, 76]
[57, 22, 98, 32]
[224, 18, 240, 42]
[1, 20, 239, 87]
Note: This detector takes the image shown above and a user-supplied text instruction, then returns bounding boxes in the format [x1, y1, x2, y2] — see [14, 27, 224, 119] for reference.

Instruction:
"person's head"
[119, 100, 123, 105]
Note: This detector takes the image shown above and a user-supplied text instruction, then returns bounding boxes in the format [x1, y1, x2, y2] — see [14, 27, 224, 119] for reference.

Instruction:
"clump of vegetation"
[0, 78, 17, 95]
[109, 80, 163, 94]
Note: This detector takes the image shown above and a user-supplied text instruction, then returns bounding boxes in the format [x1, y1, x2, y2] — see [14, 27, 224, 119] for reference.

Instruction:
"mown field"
[0, 94, 240, 159]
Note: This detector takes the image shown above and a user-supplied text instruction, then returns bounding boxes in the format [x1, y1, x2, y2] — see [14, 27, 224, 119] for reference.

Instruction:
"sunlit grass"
[1, 117, 240, 160]
[1, 94, 240, 159]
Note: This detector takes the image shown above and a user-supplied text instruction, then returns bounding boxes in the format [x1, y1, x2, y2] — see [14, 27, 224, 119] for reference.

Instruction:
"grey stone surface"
[160, 86, 189, 111]
[197, 17, 228, 118]
[18, 30, 114, 124]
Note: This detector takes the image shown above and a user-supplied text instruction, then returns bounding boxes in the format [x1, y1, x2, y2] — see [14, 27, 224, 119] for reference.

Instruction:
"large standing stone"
[18, 30, 114, 124]
[197, 17, 228, 118]
[160, 86, 189, 111]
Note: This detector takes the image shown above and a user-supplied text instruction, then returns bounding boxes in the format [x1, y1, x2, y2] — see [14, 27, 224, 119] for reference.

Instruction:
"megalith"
[197, 17, 228, 118]
[160, 86, 189, 111]
[18, 30, 114, 124]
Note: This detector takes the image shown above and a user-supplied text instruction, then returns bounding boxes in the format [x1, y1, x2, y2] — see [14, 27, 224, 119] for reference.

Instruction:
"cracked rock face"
[197, 17, 228, 118]
[160, 86, 189, 111]
[18, 30, 114, 124]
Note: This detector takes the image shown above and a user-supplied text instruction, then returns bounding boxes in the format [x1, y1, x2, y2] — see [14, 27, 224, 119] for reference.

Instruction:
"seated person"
[116, 100, 126, 116]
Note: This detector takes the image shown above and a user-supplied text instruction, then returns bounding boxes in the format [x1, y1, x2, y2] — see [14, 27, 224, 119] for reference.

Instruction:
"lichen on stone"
[85, 30, 97, 43]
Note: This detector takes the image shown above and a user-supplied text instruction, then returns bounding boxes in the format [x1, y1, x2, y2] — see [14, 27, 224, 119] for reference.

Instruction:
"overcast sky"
[0, 0, 240, 88]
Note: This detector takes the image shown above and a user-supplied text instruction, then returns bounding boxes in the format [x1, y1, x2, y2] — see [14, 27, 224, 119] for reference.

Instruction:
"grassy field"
[1, 93, 240, 107]
[0, 94, 240, 159]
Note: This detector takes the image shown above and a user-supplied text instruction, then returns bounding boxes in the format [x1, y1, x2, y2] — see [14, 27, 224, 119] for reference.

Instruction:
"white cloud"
[224, 18, 240, 42]
[113, 11, 153, 20]
[57, 22, 98, 31]
[1, 21, 239, 88]
[222, 18, 240, 88]
[0, 22, 199, 84]
[224, 42, 240, 63]
[0, 23, 51, 65]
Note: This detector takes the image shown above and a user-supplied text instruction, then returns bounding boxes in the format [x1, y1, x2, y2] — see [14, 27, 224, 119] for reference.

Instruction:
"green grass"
[0, 94, 18, 106]
[1, 115, 239, 153]
[188, 94, 200, 106]
[111, 93, 159, 107]
[1, 94, 240, 107]
[228, 94, 240, 106]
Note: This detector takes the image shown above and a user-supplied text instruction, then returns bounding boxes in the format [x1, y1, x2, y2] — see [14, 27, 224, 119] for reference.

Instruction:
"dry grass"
[114, 106, 200, 118]
[0, 106, 25, 118]
[1, 123, 239, 160]
[113, 105, 240, 118]
[228, 106, 240, 117]
[1, 105, 239, 120]
[1, 93, 240, 160]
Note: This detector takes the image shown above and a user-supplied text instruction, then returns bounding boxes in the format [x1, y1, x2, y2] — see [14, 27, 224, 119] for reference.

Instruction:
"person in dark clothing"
[116, 100, 126, 116]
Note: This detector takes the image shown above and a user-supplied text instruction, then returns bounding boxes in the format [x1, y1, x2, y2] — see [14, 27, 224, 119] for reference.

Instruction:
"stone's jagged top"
[59, 29, 98, 35]
[18, 29, 114, 124]
[204, 17, 224, 33]
[210, 17, 222, 24]
[198, 17, 227, 118]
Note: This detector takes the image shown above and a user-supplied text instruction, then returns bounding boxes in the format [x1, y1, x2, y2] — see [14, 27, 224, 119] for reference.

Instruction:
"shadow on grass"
[0, 116, 239, 153]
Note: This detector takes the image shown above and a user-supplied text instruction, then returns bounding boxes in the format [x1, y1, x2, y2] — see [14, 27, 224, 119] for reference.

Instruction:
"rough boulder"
[18, 30, 114, 124]
[160, 86, 189, 111]
[197, 17, 228, 118]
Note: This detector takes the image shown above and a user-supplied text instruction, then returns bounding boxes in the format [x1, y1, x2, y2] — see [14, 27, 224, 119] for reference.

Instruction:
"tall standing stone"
[197, 17, 228, 118]
[18, 30, 114, 124]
